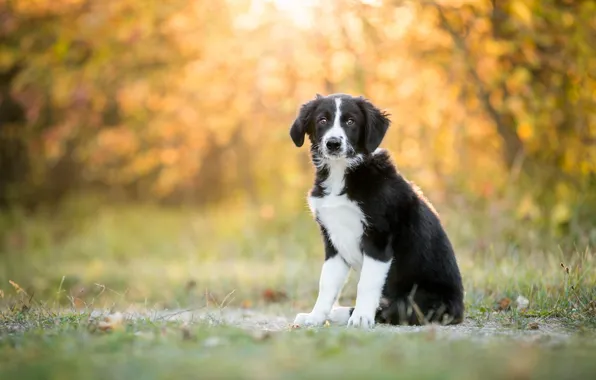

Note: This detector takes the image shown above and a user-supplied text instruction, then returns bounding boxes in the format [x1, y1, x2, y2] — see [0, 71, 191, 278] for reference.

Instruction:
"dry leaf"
[528, 322, 539, 330]
[324, 320, 330, 327]
[240, 299, 253, 309]
[497, 297, 512, 311]
[516, 295, 530, 311]
[262, 289, 287, 303]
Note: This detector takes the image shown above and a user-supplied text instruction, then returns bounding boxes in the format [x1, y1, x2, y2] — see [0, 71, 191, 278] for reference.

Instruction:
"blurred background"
[0, 0, 594, 311]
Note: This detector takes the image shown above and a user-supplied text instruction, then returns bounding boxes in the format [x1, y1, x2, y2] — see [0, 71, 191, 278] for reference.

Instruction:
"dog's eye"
[318, 118, 327, 125]
[346, 119, 355, 126]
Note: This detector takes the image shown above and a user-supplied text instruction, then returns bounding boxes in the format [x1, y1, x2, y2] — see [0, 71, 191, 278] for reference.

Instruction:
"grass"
[1, 308, 596, 380]
[1, 195, 595, 379]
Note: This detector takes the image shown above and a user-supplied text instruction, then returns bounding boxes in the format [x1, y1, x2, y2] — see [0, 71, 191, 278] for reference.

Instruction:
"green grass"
[1, 196, 595, 379]
[1, 309, 596, 380]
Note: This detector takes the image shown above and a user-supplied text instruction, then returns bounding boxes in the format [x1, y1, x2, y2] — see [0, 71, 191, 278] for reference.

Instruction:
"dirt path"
[92, 308, 572, 344]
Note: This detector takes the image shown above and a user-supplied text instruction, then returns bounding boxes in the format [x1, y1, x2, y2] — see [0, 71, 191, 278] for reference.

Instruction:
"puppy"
[290, 94, 464, 327]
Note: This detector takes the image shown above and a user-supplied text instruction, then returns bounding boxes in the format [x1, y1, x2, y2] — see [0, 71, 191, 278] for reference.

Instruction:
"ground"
[1, 200, 595, 379]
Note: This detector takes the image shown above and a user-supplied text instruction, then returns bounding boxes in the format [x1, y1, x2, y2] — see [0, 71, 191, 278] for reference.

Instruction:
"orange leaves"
[96, 128, 139, 158]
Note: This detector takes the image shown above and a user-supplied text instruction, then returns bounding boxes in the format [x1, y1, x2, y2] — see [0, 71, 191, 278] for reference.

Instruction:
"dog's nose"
[325, 137, 342, 152]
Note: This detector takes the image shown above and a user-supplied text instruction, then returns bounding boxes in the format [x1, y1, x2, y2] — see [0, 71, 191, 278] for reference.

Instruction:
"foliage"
[1, 0, 595, 228]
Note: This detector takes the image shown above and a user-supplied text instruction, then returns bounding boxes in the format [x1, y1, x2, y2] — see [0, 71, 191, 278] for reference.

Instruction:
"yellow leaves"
[160, 149, 180, 166]
[154, 167, 181, 197]
[96, 127, 139, 157]
[117, 82, 150, 113]
[329, 51, 354, 83]
[551, 203, 571, 226]
[504, 96, 525, 118]
[516, 194, 541, 221]
[130, 152, 160, 177]
[517, 122, 533, 141]
[484, 40, 512, 57]
[506, 68, 531, 95]
[510, 1, 533, 26]
[561, 12, 575, 28]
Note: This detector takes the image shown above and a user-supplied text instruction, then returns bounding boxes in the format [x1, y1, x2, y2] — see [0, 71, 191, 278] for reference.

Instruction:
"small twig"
[407, 284, 428, 325]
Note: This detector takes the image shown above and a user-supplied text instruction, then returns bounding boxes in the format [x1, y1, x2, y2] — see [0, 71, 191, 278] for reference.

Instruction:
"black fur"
[291, 94, 465, 325]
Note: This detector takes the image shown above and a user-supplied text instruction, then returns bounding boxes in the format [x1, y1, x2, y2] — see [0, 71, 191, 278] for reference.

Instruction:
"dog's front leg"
[294, 254, 349, 327]
[348, 255, 392, 328]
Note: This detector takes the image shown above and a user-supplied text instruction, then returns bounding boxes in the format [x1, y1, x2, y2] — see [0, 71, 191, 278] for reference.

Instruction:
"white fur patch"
[348, 255, 392, 328]
[326, 98, 346, 140]
[307, 158, 367, 271]
[328, 306, 352, 325]
[321, 98, 348, 158]
[293, 254, 349, 326]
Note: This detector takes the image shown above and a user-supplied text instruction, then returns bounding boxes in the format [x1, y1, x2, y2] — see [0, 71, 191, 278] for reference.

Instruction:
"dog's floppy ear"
[289, 94, 323, 147]
[358, 97, 390, 153]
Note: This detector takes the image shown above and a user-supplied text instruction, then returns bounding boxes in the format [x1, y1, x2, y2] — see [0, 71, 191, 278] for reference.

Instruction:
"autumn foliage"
[1, 0, 594, 229]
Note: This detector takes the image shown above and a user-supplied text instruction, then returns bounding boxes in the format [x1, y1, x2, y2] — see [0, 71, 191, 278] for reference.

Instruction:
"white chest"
[308, 194, 366, 271]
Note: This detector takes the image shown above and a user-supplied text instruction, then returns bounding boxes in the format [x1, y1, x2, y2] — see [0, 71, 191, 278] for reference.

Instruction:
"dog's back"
[345, 150, 465, 325]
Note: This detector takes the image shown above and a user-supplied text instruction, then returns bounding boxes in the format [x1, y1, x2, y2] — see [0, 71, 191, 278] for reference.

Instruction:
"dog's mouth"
[323, 150, 346, 160]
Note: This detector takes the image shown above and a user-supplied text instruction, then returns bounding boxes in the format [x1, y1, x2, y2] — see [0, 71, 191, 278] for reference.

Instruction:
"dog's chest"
[308, 193, 366, 271]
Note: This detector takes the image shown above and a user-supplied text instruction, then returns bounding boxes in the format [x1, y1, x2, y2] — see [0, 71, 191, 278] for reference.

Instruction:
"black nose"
[325, 137, 342, 152]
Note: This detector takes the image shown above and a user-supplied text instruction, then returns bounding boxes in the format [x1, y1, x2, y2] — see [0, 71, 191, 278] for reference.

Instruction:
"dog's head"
[289, 94, 390, 161]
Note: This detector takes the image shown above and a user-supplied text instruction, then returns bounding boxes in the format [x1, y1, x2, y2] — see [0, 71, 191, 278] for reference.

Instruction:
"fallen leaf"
[324, 320, 330, 327]
[496, 297, 512, 311]
[240, 299, 253, 309]
[262, 289, 287, 303]
[528, 322, 539, 330]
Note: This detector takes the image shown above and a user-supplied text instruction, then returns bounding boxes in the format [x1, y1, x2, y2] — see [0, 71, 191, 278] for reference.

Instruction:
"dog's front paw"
[347, 309, 375, 329]
[293, 312, 327, 327]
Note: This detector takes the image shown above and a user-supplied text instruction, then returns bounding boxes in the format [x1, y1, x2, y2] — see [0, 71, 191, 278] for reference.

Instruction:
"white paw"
[347, 310, 375, 328]
[293, 312, 327, 327]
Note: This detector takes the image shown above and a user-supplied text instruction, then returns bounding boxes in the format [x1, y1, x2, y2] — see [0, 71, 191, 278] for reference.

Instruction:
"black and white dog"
[290, 93, 464, 328]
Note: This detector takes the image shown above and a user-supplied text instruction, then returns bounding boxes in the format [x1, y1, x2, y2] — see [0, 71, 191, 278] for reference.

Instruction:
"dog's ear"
[289, 95, 322, 147]
[358, 97, 390, 153]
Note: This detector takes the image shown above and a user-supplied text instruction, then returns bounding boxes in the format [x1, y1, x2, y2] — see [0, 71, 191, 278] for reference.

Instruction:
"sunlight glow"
[265, 0, 319, 28]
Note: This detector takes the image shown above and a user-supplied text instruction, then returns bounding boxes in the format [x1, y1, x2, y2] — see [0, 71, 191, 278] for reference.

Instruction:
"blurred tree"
[0, 0, 594, 236]
[411, 0, 596, 228]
